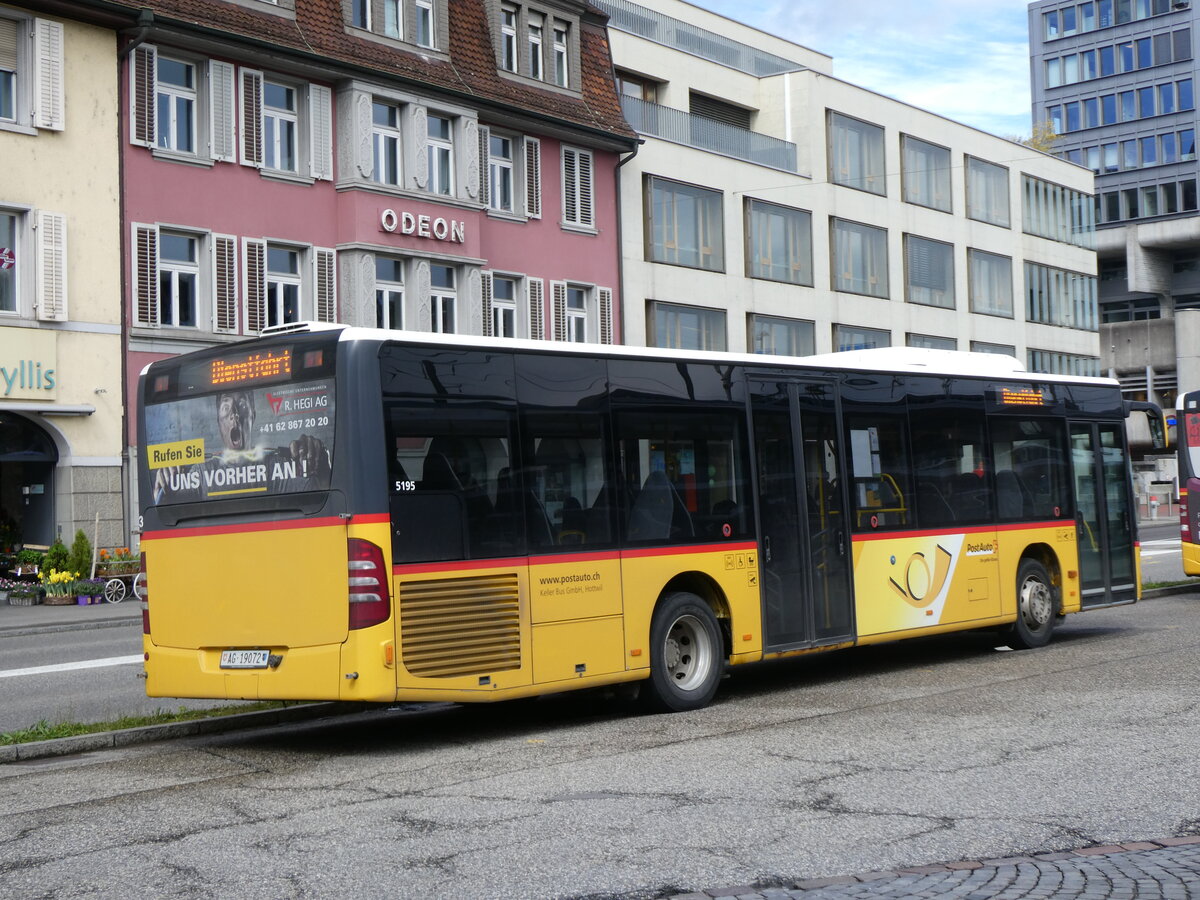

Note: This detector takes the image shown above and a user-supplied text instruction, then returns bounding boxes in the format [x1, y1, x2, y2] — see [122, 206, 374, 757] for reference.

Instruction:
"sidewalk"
[0, 595, 140, 636]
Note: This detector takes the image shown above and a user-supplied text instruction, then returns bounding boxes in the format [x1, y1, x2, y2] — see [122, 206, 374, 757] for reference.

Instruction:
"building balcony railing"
[621, 95, 798, 173]
[594, 0, 804, 77]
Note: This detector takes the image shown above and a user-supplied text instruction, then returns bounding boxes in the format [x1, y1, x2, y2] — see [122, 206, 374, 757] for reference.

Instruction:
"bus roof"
[258, 322, 1117, 388]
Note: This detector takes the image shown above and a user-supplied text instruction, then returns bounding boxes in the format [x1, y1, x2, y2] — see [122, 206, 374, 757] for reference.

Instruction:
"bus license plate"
[220, 649, 270, 669]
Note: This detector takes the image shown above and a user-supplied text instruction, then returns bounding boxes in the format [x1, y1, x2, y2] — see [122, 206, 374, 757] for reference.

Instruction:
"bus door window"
[614, 410, 751, 544]
[989, 418, 1070, 522]
[908, 410, 990, 528]
[846, 415, 912, 530]
[385, 407, 521, 563]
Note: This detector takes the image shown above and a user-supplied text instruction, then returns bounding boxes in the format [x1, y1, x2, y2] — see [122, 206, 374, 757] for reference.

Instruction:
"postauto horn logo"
[889, 544, 952, 608]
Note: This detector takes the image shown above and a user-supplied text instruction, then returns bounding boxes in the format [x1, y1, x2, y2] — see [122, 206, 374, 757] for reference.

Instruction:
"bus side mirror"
[1124, 400, 1167, 450]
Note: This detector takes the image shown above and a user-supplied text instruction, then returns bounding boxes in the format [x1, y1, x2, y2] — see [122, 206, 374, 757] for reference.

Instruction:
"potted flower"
[41, 568, 79, 606]
[97, 547, 138, 577]
[78, 578, 106, 604]
[7, 583, 42, 606]
[14, 548, 43, 577]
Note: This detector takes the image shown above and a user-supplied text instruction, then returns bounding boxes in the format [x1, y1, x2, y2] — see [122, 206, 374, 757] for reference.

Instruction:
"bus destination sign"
[997, 386, 1049, 407]
[210, 350, 293, 387]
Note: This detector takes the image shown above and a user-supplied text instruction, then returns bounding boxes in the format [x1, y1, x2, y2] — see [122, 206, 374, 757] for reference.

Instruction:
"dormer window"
[494, 3, 581, 91]
[344, 0, 446, 53]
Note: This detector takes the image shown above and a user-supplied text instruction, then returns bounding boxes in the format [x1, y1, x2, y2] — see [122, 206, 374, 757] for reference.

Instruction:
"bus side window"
[990, 417, 1070, 522]
[521, 412, 615, 551]
[846, 416, 911, 530]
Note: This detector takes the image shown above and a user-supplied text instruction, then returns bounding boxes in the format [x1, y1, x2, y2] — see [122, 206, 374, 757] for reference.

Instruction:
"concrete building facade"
[603, 0, 1101, 371]
[1029, 0, 1200, 409]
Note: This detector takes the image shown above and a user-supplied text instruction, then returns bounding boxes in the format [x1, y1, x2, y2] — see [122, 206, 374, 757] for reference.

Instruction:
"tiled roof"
[95, 0, 636, 144]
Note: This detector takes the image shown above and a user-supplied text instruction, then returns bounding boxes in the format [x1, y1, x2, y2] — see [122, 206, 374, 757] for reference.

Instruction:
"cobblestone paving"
[664, 838, 1200, 899]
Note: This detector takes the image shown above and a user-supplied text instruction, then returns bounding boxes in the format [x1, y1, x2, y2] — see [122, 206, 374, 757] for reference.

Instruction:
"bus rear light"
[347, 538, 391, 630]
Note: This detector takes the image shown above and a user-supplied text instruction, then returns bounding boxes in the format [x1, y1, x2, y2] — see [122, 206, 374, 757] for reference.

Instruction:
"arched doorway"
[0, 414, 58, 550]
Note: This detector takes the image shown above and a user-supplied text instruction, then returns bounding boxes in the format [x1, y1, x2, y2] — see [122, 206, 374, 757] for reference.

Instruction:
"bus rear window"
[145, 377, 335, 504]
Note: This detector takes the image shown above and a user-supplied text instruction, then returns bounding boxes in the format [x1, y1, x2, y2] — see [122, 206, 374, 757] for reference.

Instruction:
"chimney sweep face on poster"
[217, 391, 255, 451]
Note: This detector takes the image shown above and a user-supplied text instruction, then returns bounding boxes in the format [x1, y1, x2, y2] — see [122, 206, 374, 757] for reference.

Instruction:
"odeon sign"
[380, 208, 466, 243]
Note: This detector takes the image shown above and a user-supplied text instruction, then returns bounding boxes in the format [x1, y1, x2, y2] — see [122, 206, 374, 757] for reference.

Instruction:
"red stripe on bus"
[142, 512, 389, 540]
[391, 542, 758, 576]
[851, 521, 1066, 542]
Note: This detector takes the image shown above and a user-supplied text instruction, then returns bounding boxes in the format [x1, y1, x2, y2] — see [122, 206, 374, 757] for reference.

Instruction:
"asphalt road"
[2, 590, 1198, 899]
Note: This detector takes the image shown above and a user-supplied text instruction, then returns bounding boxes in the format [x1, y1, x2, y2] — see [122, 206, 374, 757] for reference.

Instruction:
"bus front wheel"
[1006, 559, 1057, 650]
[642, 592, 724, 713]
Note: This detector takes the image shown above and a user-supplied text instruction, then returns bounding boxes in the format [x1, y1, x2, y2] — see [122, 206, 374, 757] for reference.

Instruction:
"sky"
[697, 0, 1036, 139]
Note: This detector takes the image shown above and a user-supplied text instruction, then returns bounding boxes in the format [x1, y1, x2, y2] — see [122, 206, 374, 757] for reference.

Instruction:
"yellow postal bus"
[136, 325, 1161, 711]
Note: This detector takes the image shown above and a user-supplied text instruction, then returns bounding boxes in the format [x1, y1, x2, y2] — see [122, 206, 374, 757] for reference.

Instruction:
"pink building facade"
[118, 0, 634, 449]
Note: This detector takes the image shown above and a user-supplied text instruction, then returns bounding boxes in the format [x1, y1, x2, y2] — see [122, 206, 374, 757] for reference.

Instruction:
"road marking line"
[0, 655, 143, 679]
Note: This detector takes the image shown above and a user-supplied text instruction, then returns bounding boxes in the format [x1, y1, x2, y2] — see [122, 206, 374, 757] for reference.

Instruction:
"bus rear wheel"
[1006, 559, 1056, 650]
[642, 592, 724, 713]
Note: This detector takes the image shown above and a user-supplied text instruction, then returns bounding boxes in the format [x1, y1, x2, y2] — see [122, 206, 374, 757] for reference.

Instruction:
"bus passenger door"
[751, 379, 854, 649]
[1069, 422, 1137, 606]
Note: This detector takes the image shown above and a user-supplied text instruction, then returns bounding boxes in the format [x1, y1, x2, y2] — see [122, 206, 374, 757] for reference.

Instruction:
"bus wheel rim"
[664, 614, 711, 691]
[1019, 576, 1052, 629]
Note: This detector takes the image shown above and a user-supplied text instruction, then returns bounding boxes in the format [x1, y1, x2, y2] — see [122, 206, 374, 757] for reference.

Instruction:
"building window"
[263, 80, 298, 173]
[565, 285, 587, 342]
[528, 12, 544, 80]
[267, 245, 301, 327]
[907, 333, 956, 350]
[647, 176, 723, 271]
[489, 134, 514, 212]
[492, 275, 518, 337]
[0, 18, 14, 122]
[501, 5, 517, 71]
[383, 0, 402, 38]
[904, 235, 954, 308]
[828, 111, 885, 196]
[352, 0, 370, 29]
[971, 341, 1016, 357]
[748, 314, 814, 356]
[649, 301, 726, 351]
[1027, 349, 1100, 377]
[617, 70, 657, 103]
[158, 233, 199, 327]
[1025, 262, 1098, 330]
[431, 264, 456, 333]
[968, 249, 1013, 317]
[0, 210, 17, 312]
[416, 0, 435, 48]
[902, 135, 951, 212]
[1022, 175, 1094, 248]
[0, 16, 63, 133]
[834, 324, 889, 352]
[966, 156, 1010, 227]
[562, 146, 594, 228]
[376, 257, 403, 330]
[156, 57, 196, 154]
[553, 21, 569, 87]
[428, 114, 454, 196]
[745, 199, 812, 286]
[831, 218, 888, 298]
[373, 101, 402, 186]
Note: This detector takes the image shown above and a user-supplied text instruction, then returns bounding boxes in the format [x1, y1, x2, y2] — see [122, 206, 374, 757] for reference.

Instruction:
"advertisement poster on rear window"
[145, 379, 335, 504]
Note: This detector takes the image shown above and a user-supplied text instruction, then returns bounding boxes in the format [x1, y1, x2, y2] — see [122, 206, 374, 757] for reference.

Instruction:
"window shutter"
[33, 19, 64, 131]
[577, 150, 594, 226]
[134, 224, 158, 326]
[525, 136, 541, 219]
[213, 234, 238, 333]
[481, 270, 493, 337]
[478, 125, 490, 207]
[464, 118, 480, 199]
[562, 148, 578, 224]
[243, 238, 266, 333]
[309, 84, 333, 181]
[598, 286, 614, 344]
[314, 247, 336, 322]
[34, 210, 67, 322]
[209, 61, 236, 162]
[130, 44, 157, 146]
[240, 68, 264, 167]
[528, 277, 544, 339]
[550, 280, 567, 341]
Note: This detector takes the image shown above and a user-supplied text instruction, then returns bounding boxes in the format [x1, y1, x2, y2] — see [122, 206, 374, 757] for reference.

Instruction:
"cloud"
[698, 0, 1034, 137]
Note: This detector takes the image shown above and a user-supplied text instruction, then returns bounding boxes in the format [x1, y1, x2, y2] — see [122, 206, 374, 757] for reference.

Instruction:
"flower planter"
[7, 593, 40, 606]
[43, 594, 75, 606]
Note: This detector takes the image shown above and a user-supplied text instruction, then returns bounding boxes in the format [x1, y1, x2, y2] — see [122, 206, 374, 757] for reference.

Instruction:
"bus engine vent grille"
[399, 574, 522, 677]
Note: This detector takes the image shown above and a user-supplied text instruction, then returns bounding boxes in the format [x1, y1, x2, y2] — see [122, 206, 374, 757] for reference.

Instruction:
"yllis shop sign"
[380, 209, 466, 243]
[0, 329, 57, 400]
